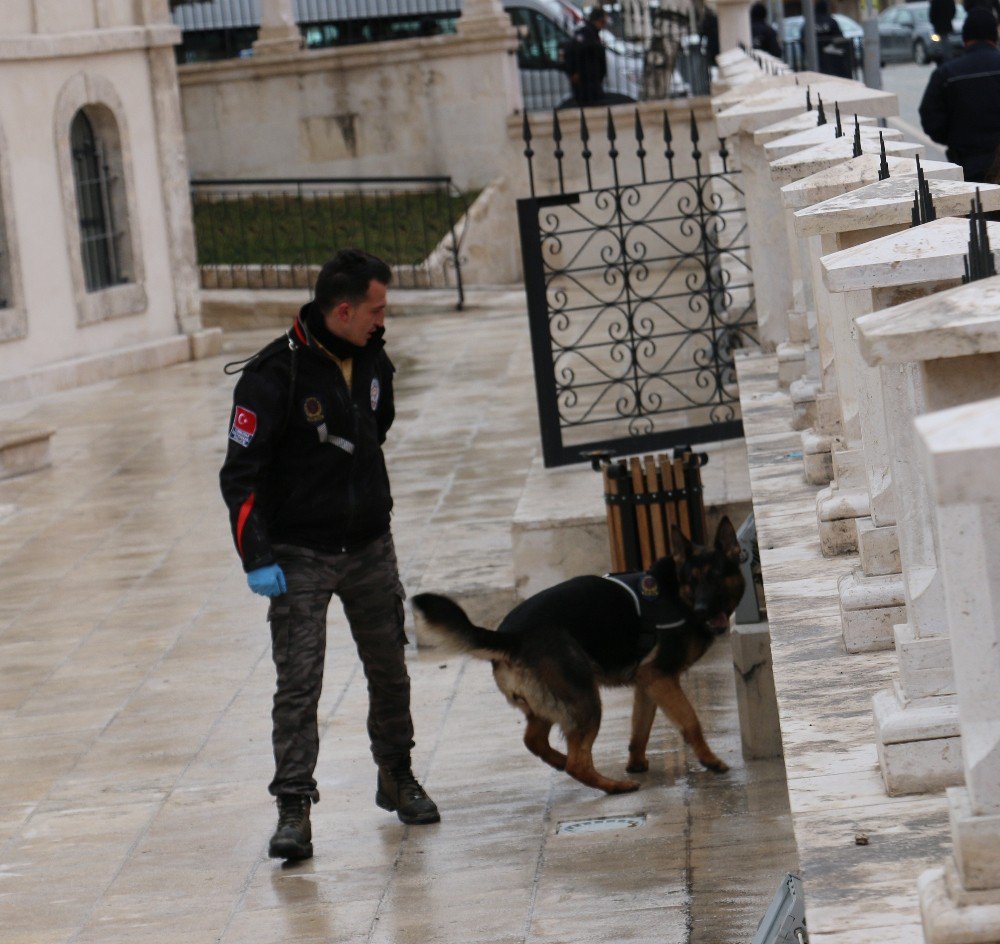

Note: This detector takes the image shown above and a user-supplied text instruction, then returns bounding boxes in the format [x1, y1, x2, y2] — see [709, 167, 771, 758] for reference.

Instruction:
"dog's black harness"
[602, 568, 688, 659]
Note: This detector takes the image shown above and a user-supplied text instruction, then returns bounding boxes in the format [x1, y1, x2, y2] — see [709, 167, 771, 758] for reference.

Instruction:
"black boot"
[375, 765, 440, 825]
[268, 795, 313, 860]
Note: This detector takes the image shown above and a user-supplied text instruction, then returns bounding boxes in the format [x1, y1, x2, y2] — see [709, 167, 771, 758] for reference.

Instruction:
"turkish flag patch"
[229, 406, 257, 447]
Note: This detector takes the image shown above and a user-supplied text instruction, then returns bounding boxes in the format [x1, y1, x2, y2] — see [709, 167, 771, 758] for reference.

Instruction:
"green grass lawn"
[192, 188, 474, 267]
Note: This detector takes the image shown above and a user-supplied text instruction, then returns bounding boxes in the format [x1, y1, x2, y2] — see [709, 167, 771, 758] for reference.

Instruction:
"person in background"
[814, 0, 852, 77]
[920, 7, 1000, 182]
[750, 2, 783, 58]
[929, 0, 958, 60]
[566, 7, 609, 107]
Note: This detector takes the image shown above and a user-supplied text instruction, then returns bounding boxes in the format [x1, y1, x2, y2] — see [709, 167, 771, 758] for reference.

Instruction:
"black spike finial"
[878, 132, 890, 180]
[634, 108, 647, 184]
[910, 156, 938, 227]
[522, 111, 535, 197]
[663, 108, 675, 178]
[963, 188, 997, 283]
[806, 86, 812, 111]
[817, 95, 827, 126]
[852, 114, 862, 158]
[834, 102, 842, 138]
[579, 108, 593, 191]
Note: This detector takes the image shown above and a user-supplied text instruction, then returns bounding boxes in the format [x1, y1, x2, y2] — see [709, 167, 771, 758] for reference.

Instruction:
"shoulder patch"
[370, 377, 381, 411]
[639, 575, 659, 599]
[303, 396, 324, 425]
[229, 406, 257, 447]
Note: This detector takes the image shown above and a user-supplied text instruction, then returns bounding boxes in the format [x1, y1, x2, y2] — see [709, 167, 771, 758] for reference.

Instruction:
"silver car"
[878, 1, 965, 64]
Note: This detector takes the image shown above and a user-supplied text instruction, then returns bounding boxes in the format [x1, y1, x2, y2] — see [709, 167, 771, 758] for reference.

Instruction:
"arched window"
[70, 109, 129, 292]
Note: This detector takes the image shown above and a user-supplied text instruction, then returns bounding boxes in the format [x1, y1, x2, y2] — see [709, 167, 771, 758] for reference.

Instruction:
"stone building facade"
[0, 0, 216, 402]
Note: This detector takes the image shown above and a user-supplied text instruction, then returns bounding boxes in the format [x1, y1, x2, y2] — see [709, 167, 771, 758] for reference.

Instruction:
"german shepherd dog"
[412, 517, 745, 794]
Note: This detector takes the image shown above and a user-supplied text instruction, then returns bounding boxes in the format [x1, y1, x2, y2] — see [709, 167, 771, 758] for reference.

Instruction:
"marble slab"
[916, 396, 1000, 506]
[770, 136, 922, 186]
[753, 111, 876, 147]
[712, 71, 837, 111]
[716, 82, 898, 137]
[857, 274, 1000, 368]
[822, 218, 1000, 293]
[764, 124, 901, 162]
[796, 178, 1000, 238]
[780, 156, 963, 210]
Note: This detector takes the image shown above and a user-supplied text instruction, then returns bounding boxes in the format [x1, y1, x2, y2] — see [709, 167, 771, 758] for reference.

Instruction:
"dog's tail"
[411, 593, 516, 660]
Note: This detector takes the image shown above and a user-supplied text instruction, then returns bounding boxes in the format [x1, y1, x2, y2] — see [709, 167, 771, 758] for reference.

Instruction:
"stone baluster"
[813, 194, 1000, 658]
[853, 272, 1000, 795]
[252, 0, 302, 57]
[714, 82, 897, 352]
[760, 119, 898, 388]
[778, 155, 962, 487]
[915, 393, 1000, 944]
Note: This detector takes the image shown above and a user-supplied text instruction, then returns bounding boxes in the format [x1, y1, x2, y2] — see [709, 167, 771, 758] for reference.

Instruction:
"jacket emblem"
[229, 406, 257, 447]
[303, 396, 324, 424]
[370, 378, 380, 411]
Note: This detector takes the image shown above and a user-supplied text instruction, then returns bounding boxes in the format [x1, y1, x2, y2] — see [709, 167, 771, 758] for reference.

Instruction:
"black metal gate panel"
[518, 109, 758, 467]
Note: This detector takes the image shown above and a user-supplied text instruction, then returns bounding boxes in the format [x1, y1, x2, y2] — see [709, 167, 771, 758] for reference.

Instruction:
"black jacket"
[929, 0, 956, 35]
[568, 22, 607, 104]
[219, 303, 396, 571]
[751, 20, 782, 58]
[920, 41, 1000, 182]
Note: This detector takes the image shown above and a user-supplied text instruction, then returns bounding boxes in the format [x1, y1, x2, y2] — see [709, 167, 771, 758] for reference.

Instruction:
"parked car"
[878, 1, 965, 64]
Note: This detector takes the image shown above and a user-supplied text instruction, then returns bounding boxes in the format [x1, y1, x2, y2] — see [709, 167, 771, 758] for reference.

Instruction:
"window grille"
[71, 111, 127, 293]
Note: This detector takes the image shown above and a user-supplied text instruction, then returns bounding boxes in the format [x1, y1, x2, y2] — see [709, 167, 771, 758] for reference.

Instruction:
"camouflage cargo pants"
[266, 532, 413, 802]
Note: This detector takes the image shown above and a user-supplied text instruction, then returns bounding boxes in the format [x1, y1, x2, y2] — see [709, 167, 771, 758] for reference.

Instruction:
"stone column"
[815, 195, 1000, 657]
[856, 267, 1000, 796]
[714, 81, 897, 352]
[253, 0, 302, 57]
[916, 392, 1000, 944]
[714, 0, 753, 54]
[779, 155, 961, 489]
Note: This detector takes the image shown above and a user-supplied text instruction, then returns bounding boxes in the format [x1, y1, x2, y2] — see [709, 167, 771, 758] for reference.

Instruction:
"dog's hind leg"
[637, 669, 729, 773]
[523, 715, 567, 771]
[626, 687, 656, 773]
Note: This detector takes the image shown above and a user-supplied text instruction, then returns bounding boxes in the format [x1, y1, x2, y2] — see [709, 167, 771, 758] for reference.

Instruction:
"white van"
[172, 0, 643, 111]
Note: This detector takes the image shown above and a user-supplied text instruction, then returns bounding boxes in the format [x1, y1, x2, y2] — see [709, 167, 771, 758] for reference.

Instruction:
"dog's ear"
[670, 525, 693, 566]
[714, 516, 741, 561]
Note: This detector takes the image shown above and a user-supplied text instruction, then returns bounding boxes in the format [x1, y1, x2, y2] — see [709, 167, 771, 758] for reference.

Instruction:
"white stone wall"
[177, 31, 521, 192]
[0, 1, 207, 398]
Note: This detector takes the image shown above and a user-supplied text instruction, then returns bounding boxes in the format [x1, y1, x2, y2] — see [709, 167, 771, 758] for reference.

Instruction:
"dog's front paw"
[625, 758, 649, 774]
[702, 757, 729, 773]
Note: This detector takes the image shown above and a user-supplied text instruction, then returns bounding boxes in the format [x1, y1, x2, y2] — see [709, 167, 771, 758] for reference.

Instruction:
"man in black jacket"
[567, 6, 609, 106]
[220, 249, 439, 862]
[920, 7, 1000, 182]
[929, 0, 957, 60]
[751, 2, 782, 58]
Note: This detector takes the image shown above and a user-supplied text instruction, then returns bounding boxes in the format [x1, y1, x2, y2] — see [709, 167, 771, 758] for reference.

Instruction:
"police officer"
[220, 249, 439, 863]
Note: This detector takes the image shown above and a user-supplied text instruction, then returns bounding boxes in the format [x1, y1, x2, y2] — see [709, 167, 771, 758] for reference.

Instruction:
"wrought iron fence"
[518, 108, 757, 466]
[190, 176, 468, 308]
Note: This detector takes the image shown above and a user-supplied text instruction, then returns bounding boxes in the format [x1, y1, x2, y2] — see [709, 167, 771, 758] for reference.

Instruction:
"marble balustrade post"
[916, 394, 1000, 944]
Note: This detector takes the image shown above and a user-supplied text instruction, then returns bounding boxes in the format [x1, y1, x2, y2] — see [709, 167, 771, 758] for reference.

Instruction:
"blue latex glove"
[247, 563, 287, 597]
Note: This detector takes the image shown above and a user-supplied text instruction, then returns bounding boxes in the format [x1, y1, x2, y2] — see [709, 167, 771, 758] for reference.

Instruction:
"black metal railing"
[190, 176, 468, 308]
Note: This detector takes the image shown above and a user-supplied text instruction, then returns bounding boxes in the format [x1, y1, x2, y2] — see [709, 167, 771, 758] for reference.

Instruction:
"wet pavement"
[0, 294, 797, 944]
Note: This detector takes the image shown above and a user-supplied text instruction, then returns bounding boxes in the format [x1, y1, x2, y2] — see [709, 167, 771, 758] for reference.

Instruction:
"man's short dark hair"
[587, 6, 607, 24]
[963, 6, 998, 42]
[750, 2, 768, 21]
[314, 249, 392, 313]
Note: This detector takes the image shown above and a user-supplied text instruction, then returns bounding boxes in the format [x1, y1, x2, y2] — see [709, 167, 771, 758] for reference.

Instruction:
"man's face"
[328, 279, 388, 347]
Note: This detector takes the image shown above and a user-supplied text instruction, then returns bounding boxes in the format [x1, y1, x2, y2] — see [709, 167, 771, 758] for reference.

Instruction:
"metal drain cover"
[556, 814, 646, 835]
